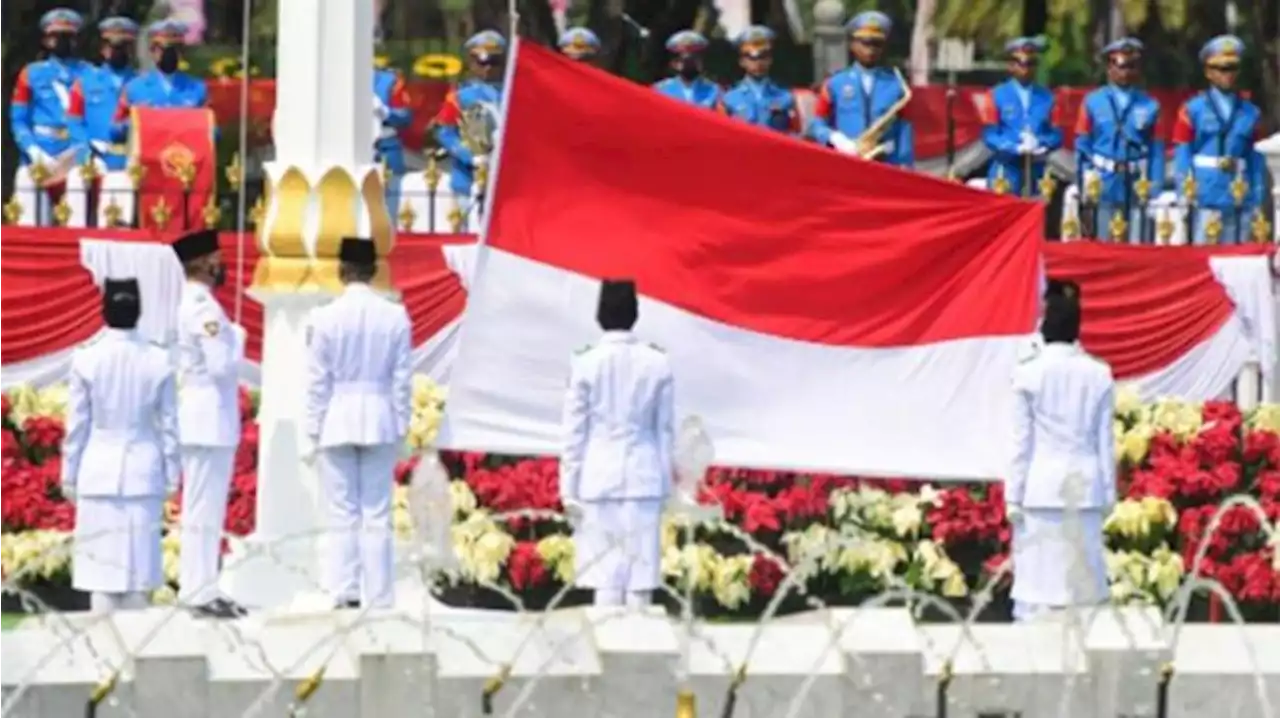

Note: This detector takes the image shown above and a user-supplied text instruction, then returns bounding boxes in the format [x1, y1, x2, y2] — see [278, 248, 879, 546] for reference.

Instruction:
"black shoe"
[335, 599, 360, 610]
[192, 598, 247, 619]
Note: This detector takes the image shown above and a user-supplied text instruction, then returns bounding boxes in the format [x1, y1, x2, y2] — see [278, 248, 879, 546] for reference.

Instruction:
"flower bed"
[2, 380, 1277, 622]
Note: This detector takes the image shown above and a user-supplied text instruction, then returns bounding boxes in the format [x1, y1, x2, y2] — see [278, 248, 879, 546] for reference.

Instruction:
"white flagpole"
[233, 0, 253, 324]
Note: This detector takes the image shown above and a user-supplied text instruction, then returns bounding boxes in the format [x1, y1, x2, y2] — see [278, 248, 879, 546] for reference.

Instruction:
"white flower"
[535, 534, 575, 584]
[450, 480, 477, 517]
[450, 513, 514, 584]
[710, 554, 752, 609]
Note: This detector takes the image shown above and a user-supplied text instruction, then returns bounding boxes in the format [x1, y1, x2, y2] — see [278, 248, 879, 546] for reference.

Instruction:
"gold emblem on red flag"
[160, 142, 197, 180]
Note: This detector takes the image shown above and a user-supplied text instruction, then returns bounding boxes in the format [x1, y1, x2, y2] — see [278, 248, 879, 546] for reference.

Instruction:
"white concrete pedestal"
[222, 290, 332, 610]
[1256, 133, 1279, 243]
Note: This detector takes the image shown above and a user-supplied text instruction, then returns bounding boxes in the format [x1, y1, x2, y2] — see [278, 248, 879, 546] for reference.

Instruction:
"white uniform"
[175, 280, 244, 606]
[306, 283, 412, 608]
[1008, 342, 1115, 621]
[62, 329, 179, 610]
[560, 331, 675, 607]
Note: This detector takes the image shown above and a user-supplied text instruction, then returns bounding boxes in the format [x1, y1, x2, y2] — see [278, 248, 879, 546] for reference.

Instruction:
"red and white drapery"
[0, 228, 1274, 403]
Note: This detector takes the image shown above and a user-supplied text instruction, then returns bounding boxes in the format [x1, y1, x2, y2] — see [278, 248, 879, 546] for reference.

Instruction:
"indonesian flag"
[439, 42, 1044, 479]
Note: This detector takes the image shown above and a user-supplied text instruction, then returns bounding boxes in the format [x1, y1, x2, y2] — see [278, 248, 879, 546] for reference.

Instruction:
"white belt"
[1090, 154, 1141, 173]
[33, 125, 68, 139]
[89, 427, 157, 443]
[333, 380, 392, 392]
[1193, 154, 1242, 171]
[91, 139, 127, 155]
[376, 126, 398, 141]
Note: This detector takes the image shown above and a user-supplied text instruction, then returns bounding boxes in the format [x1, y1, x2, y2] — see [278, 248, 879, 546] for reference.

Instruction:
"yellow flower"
[412, 53, 463, 79]
[1104, 500, 1151, 541]
[710, 554, 752, 609]
[450, 480, 477, 517]
[890, 501, 923, 539]
[37, 384, 69, 419]
[833, 537, 904, 581]
[161, 531, 182, 583]
[1247, 405, 1280, 433]
[405, 374, 447, 451]
[7, 384, 42, 426]
[152, 585, 178, 605]
[661, 543, 718, 592]
[1139, 496, 1177, 529]
[450, 513, 514, 584]
[1146, 399, 1202, 441]
[536, 534, 575, 583]
[1146, 546, 1184, 600]
[1, 532, 72, 583]
[1114, 385, 1143, 419]
[392, 484, 413, 541]
[1119, 424, 1154, 465]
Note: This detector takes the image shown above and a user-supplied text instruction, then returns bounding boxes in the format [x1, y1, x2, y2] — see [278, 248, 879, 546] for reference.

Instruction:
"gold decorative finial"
[1204, 211, 1223, 244]
[203, 197, 222, 228]
[475, 163, 489, 192]
[381, 157, 392, 183]
[1038, 172, 1057, 201]
[397, 203, 416, 232]
[1182, 174, 1197, 207]
[224, 152, 244, 191]
[1230, 172, 1248, 208]
[1062, 215, 1081, 240]
[992, 166, 1010, 196]
[79, 157, 100, 184]
[1134, 167, 1152, 204]
[103, 195, 123, 227]
[1108, 211, 1128, 242]
[29, 161, 50, 187]
[51, 199, 72, 227]
[127, 162, 147, 189]
[249, 195, 267, 227]
[89, 671, 119, 707]
[1156, 212, 1175, 245]
[480, 663, 512, 715]
[150, 197, 173, 229]
[425, 154, 441, 189]
[675, 690, 697, 718]
[1252, 212, 1272, 243]
[1084, 173, 1102, 205]
[448, 207, 465, 234]
[2, 196, 22, 225]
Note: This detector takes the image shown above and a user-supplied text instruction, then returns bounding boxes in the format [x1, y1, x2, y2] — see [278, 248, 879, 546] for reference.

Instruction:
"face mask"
[51, 35, 75, 59]
[677, 58, 700, 80]
[211, 264, 227, 288]
[107, 43, 132, 69]
[157, 46, 181, 73]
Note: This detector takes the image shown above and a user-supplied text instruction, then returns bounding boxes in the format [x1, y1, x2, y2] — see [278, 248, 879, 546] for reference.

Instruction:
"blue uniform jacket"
[432, 79, 503, 197]
[807, 65, 914, 167]
[10, 58, 93, 163]
[653, 77, 723, 110]
[111, 69, 209, 141]
[1074, 85, 1165, 206]
[1172, 90, 1265, 210]
[722, 77, 797, 133]
[981, 79, 1063, 195]
[374, 68, 413, 173]
[69, 64, 136, 170]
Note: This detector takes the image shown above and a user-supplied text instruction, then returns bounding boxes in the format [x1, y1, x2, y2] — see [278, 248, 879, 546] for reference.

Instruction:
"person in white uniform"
[62, 279, 179, 613]
[171, 229, 246, 618]
[1007, 280, 1115, 622]
[303, 237, 412, 610]
[561, 279, 676, 609]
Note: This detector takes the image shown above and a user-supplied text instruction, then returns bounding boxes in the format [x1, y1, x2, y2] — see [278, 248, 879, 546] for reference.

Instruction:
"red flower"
[238, 387, 255, 423]
[739, 493, 781, 534]
[1192, 421, 1240, 466]
[1, 394, 12, 425]
[466, 458, 562, 530]
[506, 541, 548, 591]
[748, 554, 786, 597]
[1243, 430, 1280, 469]
[21, 416, 64, 453]
[1201, 401, 1243, 432]
[2, 429, 23, 463]
[395, 456, 420, 486]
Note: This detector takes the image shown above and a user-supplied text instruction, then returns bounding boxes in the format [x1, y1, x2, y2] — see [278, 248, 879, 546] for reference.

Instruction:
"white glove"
[1006, 504, 1025, 526]
[373, 97, 390, 122]
[25, 145, 53, 169]
[300, 436, 318, 466]
[472, 154, 490, 169]
[562, 498, 585, 528]
[829, 132, 861, 156]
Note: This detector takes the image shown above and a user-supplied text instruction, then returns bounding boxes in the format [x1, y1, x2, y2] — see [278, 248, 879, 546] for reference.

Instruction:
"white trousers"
[90, 591, 149, 614]
[317, 444, 398, 608]
[178, 446, 236, 605]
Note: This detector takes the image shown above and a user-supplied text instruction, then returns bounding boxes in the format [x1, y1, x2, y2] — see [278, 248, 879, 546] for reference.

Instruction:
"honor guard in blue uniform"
[171, 230, 247, 619]
[562, 280, 675, 609]
[112, 21, 209, 141]
[69, 17, 138, 174]
[10, 8, 92, 224]
[432, 31, 506, 217]
[1172, 35, 1266, 244]
[722, 26, 798, 133]
[808, 11, 914, 167]
[303, 237, 412, 610]
[64, 279, 179, 614]
[981, 37, 1062, 197]
[559, 27, 601, 63]
[374, 53, 413, 220]
[653, 31, 722, 111]
[1073, 38, 1164, 242]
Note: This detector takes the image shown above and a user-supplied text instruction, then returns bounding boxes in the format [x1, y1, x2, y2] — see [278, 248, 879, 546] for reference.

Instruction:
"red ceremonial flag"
[129, 107, 217, 231]
[441, 41, 1044, 479]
